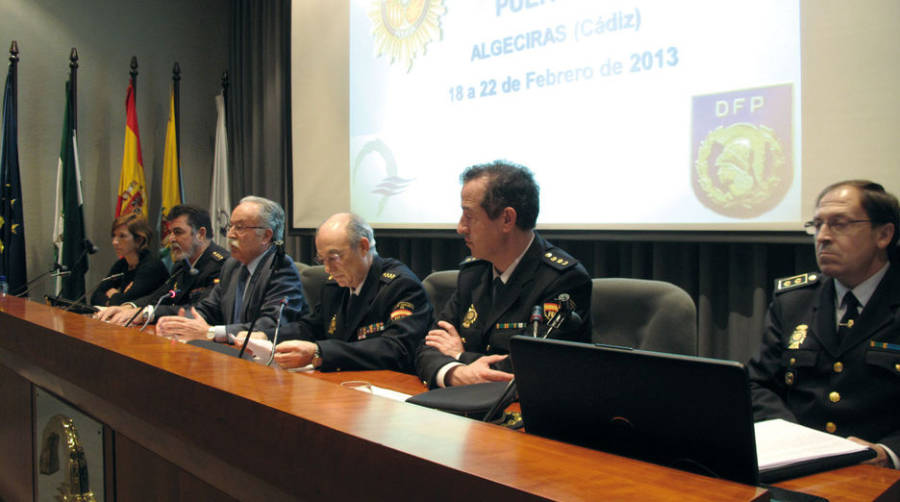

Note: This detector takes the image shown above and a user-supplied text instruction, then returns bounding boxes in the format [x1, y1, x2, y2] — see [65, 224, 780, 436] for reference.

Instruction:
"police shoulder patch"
[775, 272, 820, 294]
[459, 256, 486, 268]
[542, 249, 577, 270]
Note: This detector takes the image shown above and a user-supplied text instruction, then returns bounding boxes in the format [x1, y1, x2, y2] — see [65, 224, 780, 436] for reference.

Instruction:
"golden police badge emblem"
[368, 0, 446, 72]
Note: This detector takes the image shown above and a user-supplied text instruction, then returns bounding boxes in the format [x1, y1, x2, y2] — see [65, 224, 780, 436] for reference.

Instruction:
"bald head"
[317, 213, 377, 255]
[315, 213, 376, 289]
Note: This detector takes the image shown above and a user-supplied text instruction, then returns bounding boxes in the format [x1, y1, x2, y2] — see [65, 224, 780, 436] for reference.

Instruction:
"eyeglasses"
[803, 218, 873, 236]
[314, 250, 347, 265]
[225, 223, 267, 233]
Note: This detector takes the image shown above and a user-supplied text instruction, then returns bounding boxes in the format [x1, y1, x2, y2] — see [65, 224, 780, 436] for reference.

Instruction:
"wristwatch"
[311, 344, 323, 369]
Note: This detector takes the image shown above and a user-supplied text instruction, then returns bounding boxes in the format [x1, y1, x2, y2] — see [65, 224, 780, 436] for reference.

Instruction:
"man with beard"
[95, 205, 228, 325]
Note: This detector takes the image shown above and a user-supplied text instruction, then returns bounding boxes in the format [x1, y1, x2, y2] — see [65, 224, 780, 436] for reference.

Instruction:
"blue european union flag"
[0, 47, 27, 295]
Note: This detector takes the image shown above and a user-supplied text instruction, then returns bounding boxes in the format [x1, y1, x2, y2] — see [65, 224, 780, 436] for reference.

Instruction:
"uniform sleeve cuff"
[879, 443, 899, 469]
[435, 361, 465, 388]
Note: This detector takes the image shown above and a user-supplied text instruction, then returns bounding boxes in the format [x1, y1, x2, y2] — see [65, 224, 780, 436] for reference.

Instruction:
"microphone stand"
[122, 306, 145, 328]
[15, 268, 69, 297]
[62, 272, 125, 312]
[265, 298, 289, 366]
[237, 243, 284, 359]
[43, 239, 99, 301]
[483, 298, 577, 423]
[140, 290, 177, 332]
[124, 259, 192, 327]
[530, 305, 543, 337]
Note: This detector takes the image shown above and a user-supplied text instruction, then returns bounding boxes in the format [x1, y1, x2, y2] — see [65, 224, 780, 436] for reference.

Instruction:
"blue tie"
[232, 266, 249, 324]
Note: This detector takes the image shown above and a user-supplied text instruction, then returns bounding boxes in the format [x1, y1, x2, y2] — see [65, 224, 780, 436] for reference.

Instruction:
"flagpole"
[3, 41, 23, 293]
[173, 62, 183, 202]
[130, 56, 138, 99]
[69, 48, 78, 130]
[8, 41, 17, 99]
[221, 70, 229, 124]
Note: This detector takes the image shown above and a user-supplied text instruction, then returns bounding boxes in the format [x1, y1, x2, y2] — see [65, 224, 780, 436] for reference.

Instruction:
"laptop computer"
[510, 336, 760, 485]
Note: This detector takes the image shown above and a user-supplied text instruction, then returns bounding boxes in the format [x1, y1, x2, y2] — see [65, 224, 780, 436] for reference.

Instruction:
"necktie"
[837, 292, 860, 340]
[492, 277, 505, 313]
[347, 292, 360, 316]
[232, 266, 249, 324]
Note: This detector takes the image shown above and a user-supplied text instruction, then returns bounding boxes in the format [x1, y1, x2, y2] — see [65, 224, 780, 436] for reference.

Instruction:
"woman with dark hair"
[90, 213, 168, 306]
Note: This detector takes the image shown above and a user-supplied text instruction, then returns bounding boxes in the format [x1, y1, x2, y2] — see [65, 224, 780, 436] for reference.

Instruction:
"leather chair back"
[298, 264, 329, 308]
[591, 278, 697, 355]
[422, 270, 459, 315]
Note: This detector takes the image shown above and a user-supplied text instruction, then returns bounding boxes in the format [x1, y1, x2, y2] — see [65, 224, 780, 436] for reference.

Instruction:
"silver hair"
[346, 213, 377, 256]
[239, 195, 284, 241]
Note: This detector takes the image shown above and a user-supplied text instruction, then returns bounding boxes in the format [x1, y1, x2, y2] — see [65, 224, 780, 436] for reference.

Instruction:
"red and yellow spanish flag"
[115, 79, 147, 218]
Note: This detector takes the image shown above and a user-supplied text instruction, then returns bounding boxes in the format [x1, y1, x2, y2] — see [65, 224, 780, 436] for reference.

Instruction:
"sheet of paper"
[344, 384, 411, 402]
[755, 418, 869, 471]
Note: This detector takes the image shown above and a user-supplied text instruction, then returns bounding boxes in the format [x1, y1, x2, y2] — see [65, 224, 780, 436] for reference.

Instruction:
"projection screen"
[290, 0, 899, 232]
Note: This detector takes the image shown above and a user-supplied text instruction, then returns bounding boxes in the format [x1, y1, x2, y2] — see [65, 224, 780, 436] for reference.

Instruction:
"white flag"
[209, 92, 231, 248]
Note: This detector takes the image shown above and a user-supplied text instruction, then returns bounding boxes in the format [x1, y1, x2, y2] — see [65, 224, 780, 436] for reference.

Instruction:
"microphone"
[485, 294, 581, 425]
[63, 272, 125, 312]
[124, 259, 195, 327]
[530, 305, 543, 337]
[42, 240, 99, 301]
[85, 239, 100, 254]
[140, 289, 178, 332]
[542, 293, 581, 339]
[66, 239, 100, 273]
[14, 264, 70, 297]
[265, 297, 290, 366]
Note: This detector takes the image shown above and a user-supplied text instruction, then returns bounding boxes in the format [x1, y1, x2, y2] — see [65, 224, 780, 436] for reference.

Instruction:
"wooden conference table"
[0, 296, 898, 501]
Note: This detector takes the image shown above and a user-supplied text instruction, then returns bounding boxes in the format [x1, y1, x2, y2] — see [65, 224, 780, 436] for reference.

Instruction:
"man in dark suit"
[96, 204, 229, 325]
[416, 161, 592, 388]
[272, 213, 432, 373]
[748, 180, 900, 469]
[155, 196, 306, 340]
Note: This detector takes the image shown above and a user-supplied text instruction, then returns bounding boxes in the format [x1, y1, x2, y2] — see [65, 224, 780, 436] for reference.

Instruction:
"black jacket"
[91, 249, 168, 306]
[748, 265, 900, 456]
[416, 233, 592, 387]
[279, 256, 432, 373]
[131, 242, 229, 307]
[155, 246, 307, 337]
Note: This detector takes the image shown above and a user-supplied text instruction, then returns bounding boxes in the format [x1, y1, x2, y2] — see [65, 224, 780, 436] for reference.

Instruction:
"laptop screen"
[510, 336, 759, 485]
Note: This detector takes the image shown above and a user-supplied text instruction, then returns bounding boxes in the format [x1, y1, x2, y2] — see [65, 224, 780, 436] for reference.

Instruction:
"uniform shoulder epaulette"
[542, 249, 578, 271]
[210, 250, 226, 262]
[381, 270, 399, 283]
[774, 272, 820, 294]
[459, 256, 486, 268]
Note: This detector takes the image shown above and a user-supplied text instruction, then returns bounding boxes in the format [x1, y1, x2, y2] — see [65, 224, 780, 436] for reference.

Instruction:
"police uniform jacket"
[279, 256, 432, 373]
[131, 242, 229, 308]
[91, 249, 169, 306]
[416, 233, 592, 387]
[747, 265, 900, 455]
[156, 246, 307, 337]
